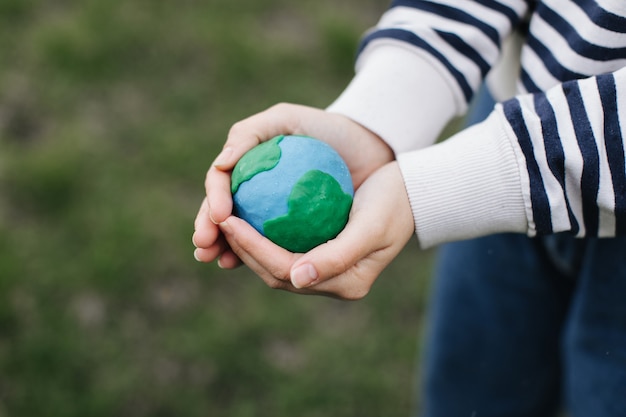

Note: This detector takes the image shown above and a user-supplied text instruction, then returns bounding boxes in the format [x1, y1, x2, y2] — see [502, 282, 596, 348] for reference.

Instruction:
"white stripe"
[532, 15, 626, 77]
[595, 0, 626, 17]
[549, 87, 586, 236]
[417, 27, 484, 92]
[380, 7, 500, 64]
[618, 69, 626, 157]
[517, 93, 572, 232]
[429, 0, 514, 33]
[578, 77, 617, 236]
[617, 69, 626, 231]
[520, 44, 561, 90]
[544, 0, 626, 48]
[489, 0, 529, 18]
[374, 9, 487, 95]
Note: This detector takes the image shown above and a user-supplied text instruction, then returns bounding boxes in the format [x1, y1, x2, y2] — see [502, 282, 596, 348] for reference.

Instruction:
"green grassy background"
[0, 1, 440, 416]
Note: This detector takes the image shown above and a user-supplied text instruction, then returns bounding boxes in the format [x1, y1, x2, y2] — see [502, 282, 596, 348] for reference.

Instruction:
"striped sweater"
[327, 0, 626, 247]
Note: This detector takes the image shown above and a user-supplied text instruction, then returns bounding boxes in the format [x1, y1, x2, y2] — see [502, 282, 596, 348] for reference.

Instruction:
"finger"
[204, 166, 234, 225]
[193, 198, 220, 248]
[193, 235, 229, 263]
[292, 163, 414, 296]
[288, 164, 404, 289]
[220, 216, 301, 288]
[217, 249, 242, 269]
[288, 212, 383, 291]
[213, 103, 304, 170]
[193, 197, 209, 233]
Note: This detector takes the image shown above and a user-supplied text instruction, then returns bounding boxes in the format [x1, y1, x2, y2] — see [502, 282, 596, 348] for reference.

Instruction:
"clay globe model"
[231, 134, 354, 253]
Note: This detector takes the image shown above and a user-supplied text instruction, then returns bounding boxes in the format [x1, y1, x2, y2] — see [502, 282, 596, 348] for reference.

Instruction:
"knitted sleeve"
[328, 0, 626, 246]
[359, 0, 530, 109]
[502, 68, 626, 238]
[327, 0, 530, 153]
[401, 67, 626, 247]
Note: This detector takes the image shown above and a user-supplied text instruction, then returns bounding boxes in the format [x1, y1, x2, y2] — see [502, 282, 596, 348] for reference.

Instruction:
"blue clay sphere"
[231, 135, 353, 253]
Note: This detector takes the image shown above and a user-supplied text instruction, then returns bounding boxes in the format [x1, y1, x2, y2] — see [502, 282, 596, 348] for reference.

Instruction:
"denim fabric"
[419, 233, 626, 417]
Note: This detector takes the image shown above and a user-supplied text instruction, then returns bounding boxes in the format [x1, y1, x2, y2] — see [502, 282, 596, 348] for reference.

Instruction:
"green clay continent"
[263, 169, 353, 253]
[231, 135, 284, 194]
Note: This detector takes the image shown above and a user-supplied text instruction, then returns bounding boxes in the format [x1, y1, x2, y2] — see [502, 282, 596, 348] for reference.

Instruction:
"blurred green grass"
[0, 1, 438, 416]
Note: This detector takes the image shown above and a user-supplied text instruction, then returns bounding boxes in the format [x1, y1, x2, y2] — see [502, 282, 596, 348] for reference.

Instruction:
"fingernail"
[291, 264, 318, 289]
[217, 257, 225, 269]
[194, 248, 202, 262]
[219, 220, 232, 235]
[213, 147, 233, 167]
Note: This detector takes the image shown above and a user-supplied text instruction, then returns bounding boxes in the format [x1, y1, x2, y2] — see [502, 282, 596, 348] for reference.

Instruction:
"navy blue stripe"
[533, 93, 580, 234]
[579, 0, 626, 32]
[390, 0, 502, 47]
[563, 80, 600, 236]
[435, 30, 491, 78]
[474, 0, 521, 27]
[526, 34, 587, 81]
[359, 29, 474, 102]
[521, 67, 542, 94]
[390, 0, 523, 27]
[597, 73, 626, 234]
[538, 4, 626, 61]
[503, 98, 553, 234]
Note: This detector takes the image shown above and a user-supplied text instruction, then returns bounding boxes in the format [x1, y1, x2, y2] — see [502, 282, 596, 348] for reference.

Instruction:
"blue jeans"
[419, 233, 626, 417]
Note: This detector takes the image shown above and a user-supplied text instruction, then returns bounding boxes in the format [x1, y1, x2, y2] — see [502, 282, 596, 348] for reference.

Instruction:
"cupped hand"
[193, 103, 395, 268]
[214, 161, 415, 300]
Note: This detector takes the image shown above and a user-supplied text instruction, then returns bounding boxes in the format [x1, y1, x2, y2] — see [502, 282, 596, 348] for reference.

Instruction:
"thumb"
[214, 103, 313, 170]
[289, 219, 380, 290]
[288, 162, 412, 295]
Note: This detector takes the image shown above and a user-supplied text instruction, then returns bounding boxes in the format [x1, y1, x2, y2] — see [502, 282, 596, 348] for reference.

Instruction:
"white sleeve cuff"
[397, 112, 529, 248]
[326, 44, 458, 154]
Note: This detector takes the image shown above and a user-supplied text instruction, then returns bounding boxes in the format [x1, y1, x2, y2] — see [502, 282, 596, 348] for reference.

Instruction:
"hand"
[214, 162, 415, 300]
[193, 103, 394, 268]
